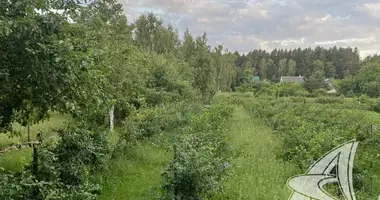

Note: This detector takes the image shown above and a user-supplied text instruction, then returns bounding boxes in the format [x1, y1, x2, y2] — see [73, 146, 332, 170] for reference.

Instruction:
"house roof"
[280, 76, 305, 83]
[252, 76, 260, 82]
[325, 78, 337, 89]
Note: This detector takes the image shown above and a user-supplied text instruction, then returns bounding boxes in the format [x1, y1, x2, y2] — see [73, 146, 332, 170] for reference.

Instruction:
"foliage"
[304, 70, 326, 92]
[0, 123, 109, 199]
[277, 82, 308, 97]
[242, 97, 380, 198]
[162, 103, 234, 200]
[0, 0, 87, 132]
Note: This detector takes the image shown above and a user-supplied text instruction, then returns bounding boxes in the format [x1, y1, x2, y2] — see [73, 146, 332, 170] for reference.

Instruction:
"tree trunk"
[27, 124, 30, 142]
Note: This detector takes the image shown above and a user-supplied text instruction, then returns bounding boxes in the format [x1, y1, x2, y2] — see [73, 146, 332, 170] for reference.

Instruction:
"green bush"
[314, 97, 344, 104]
[308, 88, 328, 97]
[277, 83, 308, 97]
[162, 103, 233, 200]
[241, 96, 380, 198]
[0, 124, 109, 200]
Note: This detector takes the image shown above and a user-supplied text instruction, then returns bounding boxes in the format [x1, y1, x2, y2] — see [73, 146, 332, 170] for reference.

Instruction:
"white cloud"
[314, 37, 377, 45]
[238, 2, 269, 19]
[320, 14, 331, 21]
[272, 38, 306, 46]
[363, 2, 380, 18]
[120, 0, 380, 58]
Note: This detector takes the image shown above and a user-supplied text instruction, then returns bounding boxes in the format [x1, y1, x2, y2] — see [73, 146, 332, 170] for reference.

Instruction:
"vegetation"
[1, 0, 380, 199]
[242, 96, 380, 199]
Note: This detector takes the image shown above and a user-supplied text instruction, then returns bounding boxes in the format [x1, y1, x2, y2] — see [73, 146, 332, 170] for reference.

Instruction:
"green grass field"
[0, 113, 69, 172]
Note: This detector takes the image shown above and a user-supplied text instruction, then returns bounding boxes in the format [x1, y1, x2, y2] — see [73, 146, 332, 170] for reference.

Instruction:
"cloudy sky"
[119, 0, 380, 58]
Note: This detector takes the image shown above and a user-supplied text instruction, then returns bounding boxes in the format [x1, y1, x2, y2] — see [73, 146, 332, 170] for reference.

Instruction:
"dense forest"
[234, 47, 360, 80]
[1, 0, 380, 199]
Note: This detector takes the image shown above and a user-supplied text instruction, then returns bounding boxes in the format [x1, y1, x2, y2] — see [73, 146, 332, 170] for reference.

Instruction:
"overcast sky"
[119, 0, 380, 58]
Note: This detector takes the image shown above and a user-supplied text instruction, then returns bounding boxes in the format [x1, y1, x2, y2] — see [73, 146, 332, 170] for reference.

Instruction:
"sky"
[118, 0, 380, 58]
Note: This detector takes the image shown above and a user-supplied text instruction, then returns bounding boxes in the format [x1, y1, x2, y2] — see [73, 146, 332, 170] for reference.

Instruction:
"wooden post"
[109, 104, 115, 132]
[32, 144, 38, 176]
[173, 143, 178, 199]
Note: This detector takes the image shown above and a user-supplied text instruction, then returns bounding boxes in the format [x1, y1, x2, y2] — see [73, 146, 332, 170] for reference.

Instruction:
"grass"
[0, 148, 33, 172]
[0, 112, 68, 173]
[96, 105, 299, 200]
[96, 138, 171, 200]
[0, 112, 69, 149]
[213, 106, 298, 200]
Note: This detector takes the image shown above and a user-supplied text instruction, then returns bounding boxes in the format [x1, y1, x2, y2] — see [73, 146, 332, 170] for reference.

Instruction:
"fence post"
[32, 144, 38, 176]
[109, 104, 115, 132]
[173, 143, 178, 199]
[27, 124, 30, 143]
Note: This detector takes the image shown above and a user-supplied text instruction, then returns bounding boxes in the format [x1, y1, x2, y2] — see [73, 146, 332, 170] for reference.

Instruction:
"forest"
[1, 0, 380, 199]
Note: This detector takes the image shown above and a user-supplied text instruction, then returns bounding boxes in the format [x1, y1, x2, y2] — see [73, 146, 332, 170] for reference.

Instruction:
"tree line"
[234, 46, 361, 82]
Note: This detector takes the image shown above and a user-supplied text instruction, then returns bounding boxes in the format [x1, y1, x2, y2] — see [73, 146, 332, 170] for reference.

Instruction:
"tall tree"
[286, 59, 297, 76]
[192, 33, 216, 99]
[0, 0, 106, 133]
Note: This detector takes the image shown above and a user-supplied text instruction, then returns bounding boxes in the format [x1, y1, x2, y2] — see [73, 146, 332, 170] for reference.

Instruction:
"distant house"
[327, 88, 337, 94]
[325, 78, 337, 89]
[252, 76, 260, 82]
[325, 78, 338, 94]
[280, 75, 305, 83]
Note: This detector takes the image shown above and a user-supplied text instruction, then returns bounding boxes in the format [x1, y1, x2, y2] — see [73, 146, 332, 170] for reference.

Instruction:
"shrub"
[309, 88, 328, 97]
[0, 124, 109, 200]
[277, 83, 308, 97]
[162, 103, 233, 200]
[314, 97, 344, 104]
[240, 96, 380, 198]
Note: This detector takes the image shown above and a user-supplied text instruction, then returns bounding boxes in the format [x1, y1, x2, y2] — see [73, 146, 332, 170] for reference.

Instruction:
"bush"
[308, 88, 328, 97]
[277, 83, 308, 97]
[240, 96, 380, 198]
[119, 101, 204, 142]
[162, 103, 233, 200]
[314, 97, 344, 104]
[373, 98, 380, 113]
[0, 124, 109, 200]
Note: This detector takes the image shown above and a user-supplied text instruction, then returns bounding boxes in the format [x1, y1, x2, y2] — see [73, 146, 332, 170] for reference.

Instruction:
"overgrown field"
[220, 93, 380, 199]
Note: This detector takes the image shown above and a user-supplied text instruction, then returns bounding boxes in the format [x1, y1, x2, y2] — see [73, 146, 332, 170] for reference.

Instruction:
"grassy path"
[215, 106, 297, 200]
[96, 140, 170, 200]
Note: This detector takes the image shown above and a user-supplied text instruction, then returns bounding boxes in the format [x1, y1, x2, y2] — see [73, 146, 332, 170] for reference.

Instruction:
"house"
[327, 88, 337, 94]
[325, 78, 338, 94]
[280, 75, 305, 83]
[252, 76, 260, 82]
[325, 78, 337, 89]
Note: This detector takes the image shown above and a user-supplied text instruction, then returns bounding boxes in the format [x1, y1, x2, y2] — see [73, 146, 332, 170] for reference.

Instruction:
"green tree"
[278, 58, 288, 77]
[304, 70, 326, 92]
[0, 0, 106, 133]
[258, 58, 267, 80]
[192, 33, 216, 100]
[286, 59, 297, 76]
[355, 60, 380, 97]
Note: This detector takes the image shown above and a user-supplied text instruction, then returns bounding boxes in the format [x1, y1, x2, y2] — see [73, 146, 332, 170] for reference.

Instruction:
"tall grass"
[213, 106, 297, 199]
[96, 139, 171, 200]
